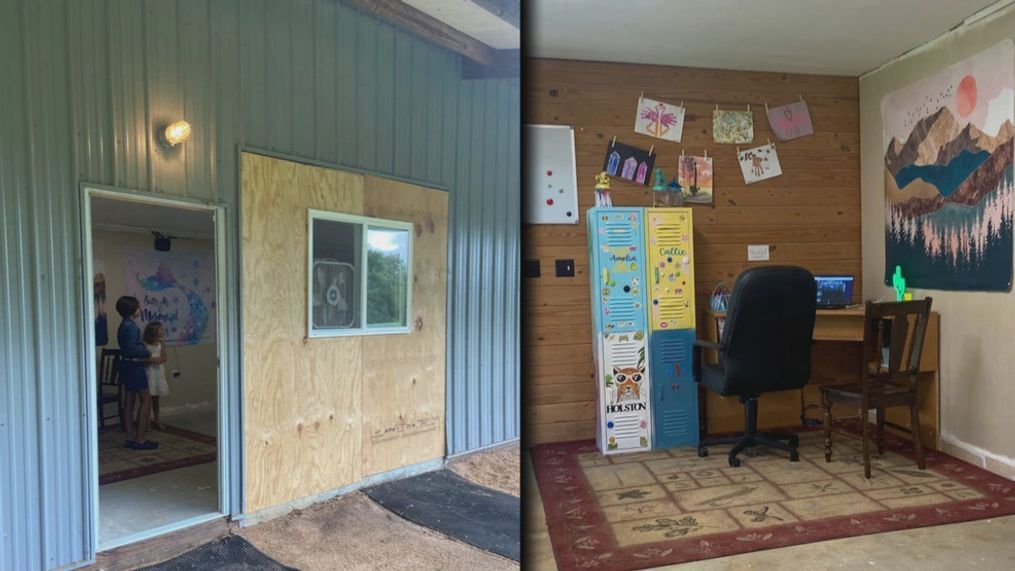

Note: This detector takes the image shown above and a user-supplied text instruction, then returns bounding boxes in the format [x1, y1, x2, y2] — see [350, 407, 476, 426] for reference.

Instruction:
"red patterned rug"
[531, 427, 1015, 570]
[99, 424, 217, 485]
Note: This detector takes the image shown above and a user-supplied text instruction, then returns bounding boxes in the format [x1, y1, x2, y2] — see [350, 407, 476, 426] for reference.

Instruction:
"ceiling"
[91, 196, 214, 238]
[528, 0, 1004, 76]
[404, 0, 519, 49]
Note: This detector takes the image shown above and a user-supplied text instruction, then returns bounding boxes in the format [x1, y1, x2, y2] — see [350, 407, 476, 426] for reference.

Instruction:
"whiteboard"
[524, 124, 579, 224]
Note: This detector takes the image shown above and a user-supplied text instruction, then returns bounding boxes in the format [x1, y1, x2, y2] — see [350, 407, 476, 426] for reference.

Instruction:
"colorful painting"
[124, 247, 216, 346]
[677, 154, 714, 204]
[713, 108, 754, 144]
[602, 140, 656, 186]
[882, 40, 1014, 291]
[635, 96, 685, 142]
[767, 99, 814, 141]
[738, 143, 782, 184]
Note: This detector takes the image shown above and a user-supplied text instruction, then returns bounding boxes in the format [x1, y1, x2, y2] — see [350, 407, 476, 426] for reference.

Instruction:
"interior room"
[524, 1, 1015, 569]
[90, 195, 220, 546]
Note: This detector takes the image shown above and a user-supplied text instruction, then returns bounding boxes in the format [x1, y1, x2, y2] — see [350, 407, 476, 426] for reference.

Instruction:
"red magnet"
[546, 169, 553, 176]
[546, 198, 554, 205]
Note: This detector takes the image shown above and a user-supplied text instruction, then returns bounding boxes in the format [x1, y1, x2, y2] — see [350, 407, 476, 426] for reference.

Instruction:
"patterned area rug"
[99, 425, 216, 485]
[531, 428, 1015, 570]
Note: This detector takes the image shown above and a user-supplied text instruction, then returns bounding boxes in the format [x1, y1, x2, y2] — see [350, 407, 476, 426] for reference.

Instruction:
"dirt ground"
[448, 441, 520, 496]
[239, 443, 520, 570]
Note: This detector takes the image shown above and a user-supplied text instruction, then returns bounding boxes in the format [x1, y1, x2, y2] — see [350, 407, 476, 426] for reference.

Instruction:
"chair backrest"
[862, 298, 933, 383]
[99, 348, 121, 387]
[718, 266, 817, 397]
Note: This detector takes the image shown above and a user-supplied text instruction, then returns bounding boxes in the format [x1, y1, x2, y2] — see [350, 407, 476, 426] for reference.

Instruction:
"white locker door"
[601, 332, 651, 453]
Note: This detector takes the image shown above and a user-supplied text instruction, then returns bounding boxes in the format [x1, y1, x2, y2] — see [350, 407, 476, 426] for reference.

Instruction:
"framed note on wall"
[524, 124, 580, 225]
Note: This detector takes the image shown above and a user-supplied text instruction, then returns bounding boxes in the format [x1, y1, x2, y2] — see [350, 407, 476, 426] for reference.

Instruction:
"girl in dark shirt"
[115, 296, 159, 450]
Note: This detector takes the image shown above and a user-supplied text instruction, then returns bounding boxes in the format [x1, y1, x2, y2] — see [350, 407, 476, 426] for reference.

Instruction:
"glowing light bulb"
[160, 120, 191, 147]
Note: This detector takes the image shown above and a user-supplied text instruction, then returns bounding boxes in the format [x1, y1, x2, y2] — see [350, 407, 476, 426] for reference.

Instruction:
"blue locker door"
[590, 208, 647, 333]
[650, 329, 699, 448]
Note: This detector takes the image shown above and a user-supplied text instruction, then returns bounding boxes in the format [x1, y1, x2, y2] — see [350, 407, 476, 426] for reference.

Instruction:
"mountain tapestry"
[882, 40, 1014, 291]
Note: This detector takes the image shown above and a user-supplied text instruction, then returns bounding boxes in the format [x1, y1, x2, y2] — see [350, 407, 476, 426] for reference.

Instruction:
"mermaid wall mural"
[123, 247, 216, 346]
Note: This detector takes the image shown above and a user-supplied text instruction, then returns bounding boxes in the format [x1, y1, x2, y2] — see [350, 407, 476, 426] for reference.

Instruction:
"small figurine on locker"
[595, 171, 613, 207]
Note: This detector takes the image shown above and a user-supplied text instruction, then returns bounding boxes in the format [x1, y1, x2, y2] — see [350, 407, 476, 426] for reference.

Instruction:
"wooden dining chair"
[98, 348, 123, 429]
[820, 298, 933, 479]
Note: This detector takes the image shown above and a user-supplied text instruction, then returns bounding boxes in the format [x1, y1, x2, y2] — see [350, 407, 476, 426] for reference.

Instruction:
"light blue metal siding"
[446, 78, 521, 455]
[0, 1, 515, 569]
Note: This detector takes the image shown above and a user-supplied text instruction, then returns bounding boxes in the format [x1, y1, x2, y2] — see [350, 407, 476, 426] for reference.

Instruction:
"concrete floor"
[99, 410, 219, 546]
[524, 452, 1015, 570]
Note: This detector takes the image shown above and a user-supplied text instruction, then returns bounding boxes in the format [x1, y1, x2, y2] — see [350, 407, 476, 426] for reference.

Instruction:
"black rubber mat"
[138, 535, 297, 570]
[364, 469, 520, 561]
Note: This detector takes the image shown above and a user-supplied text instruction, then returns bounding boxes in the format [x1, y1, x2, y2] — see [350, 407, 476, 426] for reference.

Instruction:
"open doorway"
[83, 188, 226, 549]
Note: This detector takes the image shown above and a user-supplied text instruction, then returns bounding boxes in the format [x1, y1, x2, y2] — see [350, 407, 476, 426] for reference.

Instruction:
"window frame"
[307, 209, 414, 338]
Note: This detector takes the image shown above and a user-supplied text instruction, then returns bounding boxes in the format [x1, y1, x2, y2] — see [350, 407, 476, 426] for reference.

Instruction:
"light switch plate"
[747, 244, 770, 261]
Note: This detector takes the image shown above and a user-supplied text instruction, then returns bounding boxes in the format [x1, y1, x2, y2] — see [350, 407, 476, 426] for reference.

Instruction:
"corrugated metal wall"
[0, 1, 518, 569]
[446, 78, 521, 456]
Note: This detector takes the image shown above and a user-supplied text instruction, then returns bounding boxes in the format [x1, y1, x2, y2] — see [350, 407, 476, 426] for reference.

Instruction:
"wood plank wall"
[241, 152, 447, 512]
[524, 58, 861, 445]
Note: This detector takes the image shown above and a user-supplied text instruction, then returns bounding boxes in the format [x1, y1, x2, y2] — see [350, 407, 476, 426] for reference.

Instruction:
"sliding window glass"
[308, 210, 413, 337]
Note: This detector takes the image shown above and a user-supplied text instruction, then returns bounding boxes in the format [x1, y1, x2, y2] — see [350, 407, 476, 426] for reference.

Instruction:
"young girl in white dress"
[142, 322, 169, 430]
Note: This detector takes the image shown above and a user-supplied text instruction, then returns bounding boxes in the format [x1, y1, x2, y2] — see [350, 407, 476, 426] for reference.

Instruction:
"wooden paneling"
[524, 58, 861, 444]
[241, 153, 448, 512]
[360, 175, 448, 475]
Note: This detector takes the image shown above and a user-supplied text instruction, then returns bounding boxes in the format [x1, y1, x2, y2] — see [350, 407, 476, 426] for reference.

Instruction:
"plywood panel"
[524, 58, 861, 444]
[242, 152, 448, 512]
[360, 176, 448, 476]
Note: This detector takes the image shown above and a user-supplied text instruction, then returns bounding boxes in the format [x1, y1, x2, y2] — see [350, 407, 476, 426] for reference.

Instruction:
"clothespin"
[612, 135, 617, 146]
[715, 104, 719, 111]
[747, 104, 751, 112]
[736, 146, 741, 154]
[764, 102, 769, 112]
[767, 137, 772, 146]
[680, 100, 684, 108]
[649, 145, 655, 156]
[641, 91, 645, 99]
[703, 149, 708, 159]
[680, 149, 685, 159]
[799, 94, 804, 102]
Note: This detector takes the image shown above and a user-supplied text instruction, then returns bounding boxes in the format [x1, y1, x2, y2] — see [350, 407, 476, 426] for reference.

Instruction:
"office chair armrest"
[692, 339, 724, 381]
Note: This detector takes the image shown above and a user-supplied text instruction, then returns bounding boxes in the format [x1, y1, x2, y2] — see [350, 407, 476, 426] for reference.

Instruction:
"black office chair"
[694, 266, 817, 467]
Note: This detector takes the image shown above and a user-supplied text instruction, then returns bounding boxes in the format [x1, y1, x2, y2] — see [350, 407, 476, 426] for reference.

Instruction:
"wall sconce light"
[160, 120, 192, 148]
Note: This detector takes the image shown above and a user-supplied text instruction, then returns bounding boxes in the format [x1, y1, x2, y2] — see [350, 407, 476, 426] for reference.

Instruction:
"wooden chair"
[820, 298, 933, 479]
[98, 348, 123, 429]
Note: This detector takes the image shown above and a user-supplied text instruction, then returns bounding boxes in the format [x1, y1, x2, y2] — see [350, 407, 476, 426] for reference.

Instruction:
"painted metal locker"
[645, 207, 699, 449]
[587, 207, 652, 454]
[645, 208, 696, 330]
[650, 329, 699, 448]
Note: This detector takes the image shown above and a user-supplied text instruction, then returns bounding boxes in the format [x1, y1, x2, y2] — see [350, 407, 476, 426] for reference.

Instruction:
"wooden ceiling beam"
[344, 0, 495, 66]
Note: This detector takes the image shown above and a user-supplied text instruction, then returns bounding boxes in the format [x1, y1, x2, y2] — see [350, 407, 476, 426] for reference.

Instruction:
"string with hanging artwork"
[737, 142, 782, 184]
[766, 96, 814, 141]
[602, 138, 656, 186]
[635, 94, 685, 142]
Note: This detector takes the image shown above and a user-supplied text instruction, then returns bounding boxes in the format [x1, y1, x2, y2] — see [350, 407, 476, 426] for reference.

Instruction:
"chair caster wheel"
[697, 446, 708, 458]
[729, 456, 741, 467]
[790, 451, 800, 462]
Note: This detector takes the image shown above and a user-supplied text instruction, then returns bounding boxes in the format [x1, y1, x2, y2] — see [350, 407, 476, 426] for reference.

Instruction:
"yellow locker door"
[646, 208, 696, 330]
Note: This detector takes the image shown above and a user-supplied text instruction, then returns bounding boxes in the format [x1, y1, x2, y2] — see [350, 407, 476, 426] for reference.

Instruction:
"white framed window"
[308, 209, 413, 337]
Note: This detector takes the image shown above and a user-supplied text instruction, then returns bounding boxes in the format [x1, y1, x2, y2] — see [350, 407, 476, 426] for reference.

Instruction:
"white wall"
[93, 228, 217, 416]
[860, 7, 1015, 478]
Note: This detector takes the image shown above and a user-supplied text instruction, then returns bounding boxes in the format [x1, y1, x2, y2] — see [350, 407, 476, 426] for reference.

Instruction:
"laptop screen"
[814, 275, 854, 307]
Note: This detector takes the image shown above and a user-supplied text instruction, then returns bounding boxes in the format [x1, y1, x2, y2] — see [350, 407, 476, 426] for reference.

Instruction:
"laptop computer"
[814, 275, 854, 309]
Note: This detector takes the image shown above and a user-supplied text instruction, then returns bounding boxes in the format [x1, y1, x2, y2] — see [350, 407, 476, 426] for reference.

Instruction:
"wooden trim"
[463, 49, 520, 79]
[85, 517, 233, 571]
[344, 0, 495, 66]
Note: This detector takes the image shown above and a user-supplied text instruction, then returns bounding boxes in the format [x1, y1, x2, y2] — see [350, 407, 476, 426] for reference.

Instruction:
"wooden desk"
[700, 307, 940, 449]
